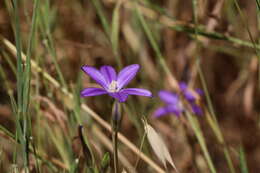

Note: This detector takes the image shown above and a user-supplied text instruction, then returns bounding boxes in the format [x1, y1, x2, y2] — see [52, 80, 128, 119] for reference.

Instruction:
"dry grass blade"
[143, 119, 179, 173]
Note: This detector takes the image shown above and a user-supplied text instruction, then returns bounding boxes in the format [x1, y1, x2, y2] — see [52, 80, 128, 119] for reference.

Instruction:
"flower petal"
[100, 65, 117, 84]
[117, 64, 140, 89]
[195, 88, 203, 96]
[153, 107, 169, 118]
[120, 88, 152, 97]
[109, 92, 129, 102]
[191, 104, 203, 115]
[81, 88, 107, 97]
[179, 82, 188, 91]
[158, 91, 179, 104]
[81, 65, 108, 89]
[167, 105, 183, 117]
[183, 90, 196, 102]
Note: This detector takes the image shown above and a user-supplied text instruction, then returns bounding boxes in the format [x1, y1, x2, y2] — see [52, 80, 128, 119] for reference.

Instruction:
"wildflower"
[81, 64, 152, 102]
[154, 91, 184, 117]
[154, 82, 203, 117]
[179, 82, 203, 115]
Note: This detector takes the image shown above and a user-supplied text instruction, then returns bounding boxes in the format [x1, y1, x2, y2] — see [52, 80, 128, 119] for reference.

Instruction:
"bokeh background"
[0, 0, 260, 172]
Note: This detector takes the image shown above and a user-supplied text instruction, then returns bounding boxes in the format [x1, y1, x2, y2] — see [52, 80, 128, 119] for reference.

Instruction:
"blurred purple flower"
[154, 82, 203, 118]
[179, 82, 203, 115]
[154, 91, 184, 118]
[81, 64, 152, 102]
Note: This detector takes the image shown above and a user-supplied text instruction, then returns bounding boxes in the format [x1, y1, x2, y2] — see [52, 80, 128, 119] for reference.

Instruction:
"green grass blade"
[111, 0, 122, 67]
[12, 0, 30, 170]
[256, 0, 260, 91]
[23, 0, 39, 114]
[12, 0, 23, 118]
[0, 60, 14, 95]
[186, 112, 216, 173]
[91, 0, 123, 67]
[90, 0, 110, 36]
[239, 146, 249, 173]
[233, 0, 260, 90]
[78, 126, 94, 168]
[0, 125, 15, 139]
[38, 0, 68, 90]
[134, 3, 172, 77]
[1, 51, 17, 75]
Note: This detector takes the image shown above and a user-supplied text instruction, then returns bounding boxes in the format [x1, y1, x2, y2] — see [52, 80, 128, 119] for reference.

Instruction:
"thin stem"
[134, 131, 146, 170]
[112, 128, 119, 173]
[112, 101, 121, 173]
[186, 111, 217, 173]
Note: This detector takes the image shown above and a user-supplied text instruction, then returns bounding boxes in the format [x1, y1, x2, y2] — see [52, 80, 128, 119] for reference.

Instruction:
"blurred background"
[0, 0, 260, 172]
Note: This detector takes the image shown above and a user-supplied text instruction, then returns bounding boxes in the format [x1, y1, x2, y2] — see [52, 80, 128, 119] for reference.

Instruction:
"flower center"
[108, 80, 119, 93]
[177, 101, 183, 109]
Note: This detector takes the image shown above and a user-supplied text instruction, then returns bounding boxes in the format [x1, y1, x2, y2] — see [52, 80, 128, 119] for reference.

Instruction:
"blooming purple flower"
[154, 91, 184, 118]
[154, 82, 203, 118]
[81, 64, 152, 102]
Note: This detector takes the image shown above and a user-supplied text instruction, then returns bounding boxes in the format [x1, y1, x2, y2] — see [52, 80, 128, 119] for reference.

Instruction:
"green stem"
[111, 101, 121, 173]
[186, 112, 217, 173]
[112, 128, 119, 173]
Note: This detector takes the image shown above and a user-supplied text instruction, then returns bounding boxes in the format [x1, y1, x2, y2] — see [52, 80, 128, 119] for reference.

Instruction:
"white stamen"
[108, 80, 118, 93]
[177, 101, 183, 109]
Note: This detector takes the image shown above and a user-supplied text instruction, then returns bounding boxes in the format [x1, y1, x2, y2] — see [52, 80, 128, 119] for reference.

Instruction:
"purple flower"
[179, 82, 203, 115]
[154, 83, 203, 118]
[179, 82, 196, 102]
[81, 64, 152, 102]
[154, 91, 184, 118]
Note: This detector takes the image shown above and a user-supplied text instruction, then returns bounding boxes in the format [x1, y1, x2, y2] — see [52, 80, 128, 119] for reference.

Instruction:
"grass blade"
[239, 146, 249, 173]
[111, 0, 122, 67]
[186, 112, 216, 173]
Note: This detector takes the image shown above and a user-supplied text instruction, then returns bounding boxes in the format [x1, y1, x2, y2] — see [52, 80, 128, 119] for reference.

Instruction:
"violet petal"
[117, 64, 140, 89]
[195, 88, 204, 96]
[81, 88, 108, 97]
[191, 104, 203, 115]
[100, 65, 117, 84]
[179, 82, 188, 91]
[109, 92, 129, 102]
[120, 88, 152, 97]
[183, 90, 196, 102]
[158, 90, 179, 104]
[153, 107, 169, 118]
[81, 65, 108, 89]
[167, 105, 183, 117]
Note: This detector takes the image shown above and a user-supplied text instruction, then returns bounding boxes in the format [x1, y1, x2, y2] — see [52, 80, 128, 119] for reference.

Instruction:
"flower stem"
[112, 127, 119, 173]
[111, 101, 121, 173]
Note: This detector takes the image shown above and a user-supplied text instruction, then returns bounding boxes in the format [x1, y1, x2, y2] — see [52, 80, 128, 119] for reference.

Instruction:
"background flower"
[179, 82, 203, 115]
[154, 91, 184, 117]
[154, 84, 203, 117]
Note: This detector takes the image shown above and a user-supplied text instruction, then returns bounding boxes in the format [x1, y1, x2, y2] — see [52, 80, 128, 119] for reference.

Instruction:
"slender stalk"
[186, 111, 216, 173]
[112, 128, 119, 173]
[191, 0, 235, 172]
[233, 0, 260, 90]
[111, 101, 121, 173]
[134, 131, 146, 170]
[90, 0, 122, 68]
